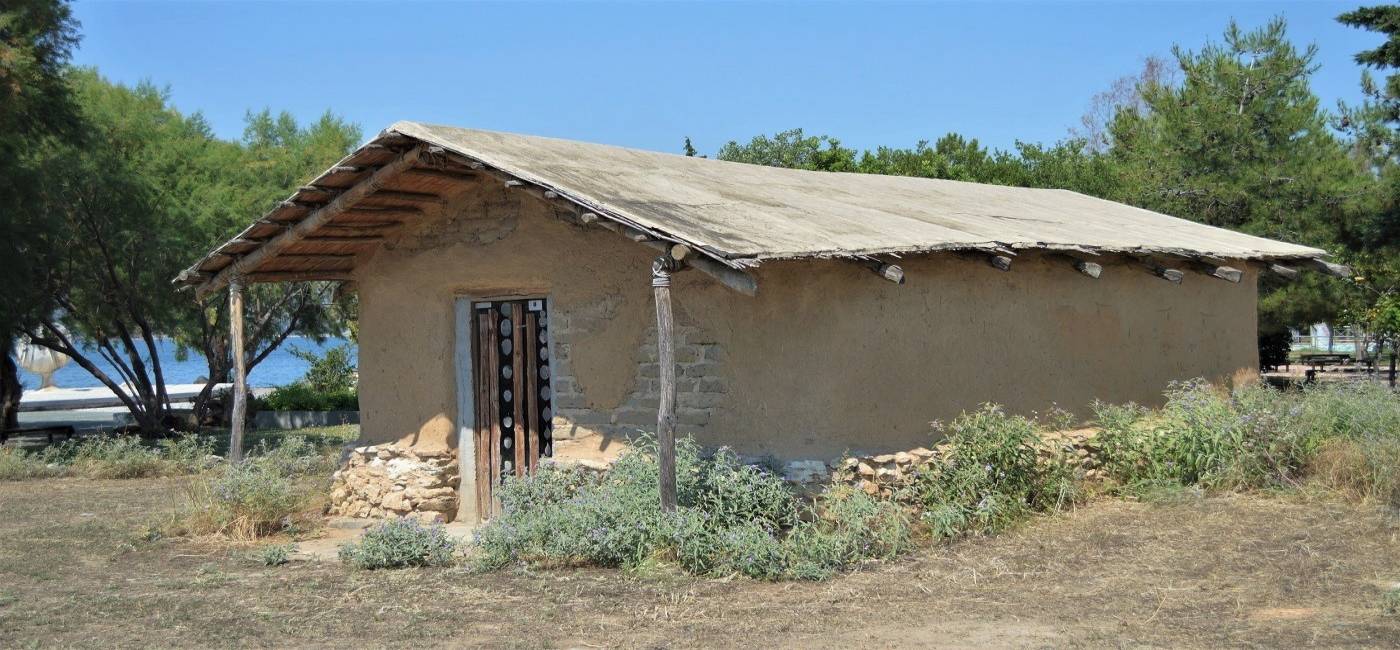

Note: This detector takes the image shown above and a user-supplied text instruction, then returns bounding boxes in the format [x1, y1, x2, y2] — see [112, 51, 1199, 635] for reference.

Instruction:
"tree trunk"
[1, 341, 22, 431]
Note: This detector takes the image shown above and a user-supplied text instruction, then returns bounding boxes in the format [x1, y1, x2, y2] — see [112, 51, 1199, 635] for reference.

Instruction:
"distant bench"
[1299, 353, 1353, 370]
[0, 425, 76, 447]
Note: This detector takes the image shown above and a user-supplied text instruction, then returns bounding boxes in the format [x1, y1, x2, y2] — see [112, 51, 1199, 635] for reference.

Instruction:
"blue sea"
[17, 336, 353, 390]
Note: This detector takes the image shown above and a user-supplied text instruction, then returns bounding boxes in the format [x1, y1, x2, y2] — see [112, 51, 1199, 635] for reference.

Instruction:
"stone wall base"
[328, 444, 459, 523]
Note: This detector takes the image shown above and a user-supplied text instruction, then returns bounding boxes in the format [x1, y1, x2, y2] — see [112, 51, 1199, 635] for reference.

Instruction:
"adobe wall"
[354, 179, 1258, 469]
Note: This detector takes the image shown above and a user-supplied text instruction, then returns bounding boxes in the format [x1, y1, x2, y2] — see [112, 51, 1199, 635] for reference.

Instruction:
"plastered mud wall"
[354, 180, 1258, 464]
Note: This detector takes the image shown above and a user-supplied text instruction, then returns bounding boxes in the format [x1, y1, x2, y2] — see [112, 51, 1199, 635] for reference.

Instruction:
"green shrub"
[260, 383, 358, 412]
[339, 519, 458, 570]
[474, 437, 909, 581]
[252, 544, 292, 566]
[0, 448, 63, 481]
[1094, 380, 1400, 502]
[897, 404, 1078, 538]
[167, 437, 327, 539]
[1384, 587, 1400, 616]
[290, 343, 357, 393]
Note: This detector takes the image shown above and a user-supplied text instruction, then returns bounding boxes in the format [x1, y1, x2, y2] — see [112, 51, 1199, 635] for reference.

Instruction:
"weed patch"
[474, 438, 910, 581]
[339, 519, 458, 570]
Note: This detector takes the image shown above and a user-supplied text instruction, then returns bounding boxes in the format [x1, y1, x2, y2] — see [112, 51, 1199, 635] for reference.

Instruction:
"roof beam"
[245, 271, 354, 282]
[1187, 259, 1243, 283]
[957, 250, 1012, 271]
[1053, 253, 1102, 279]
[640, 240, 757, 296]
[403, 167, 476, 182]
[194, 144, 426, 300]
[1306, 258, 1352, 278]
[851, 258, 905, 284]
[368, 189, 447, 205]
[1266, 263, 1300, 280]
[1136, 256, 1184, 284]
[302, 235, 386, 244]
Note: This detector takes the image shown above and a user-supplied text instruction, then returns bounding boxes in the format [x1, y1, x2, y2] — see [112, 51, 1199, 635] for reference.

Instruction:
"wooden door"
[473, 299, 553, 518]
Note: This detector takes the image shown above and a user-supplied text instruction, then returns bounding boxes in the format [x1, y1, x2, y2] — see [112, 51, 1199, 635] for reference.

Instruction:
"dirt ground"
[1, 478, 1397, 649]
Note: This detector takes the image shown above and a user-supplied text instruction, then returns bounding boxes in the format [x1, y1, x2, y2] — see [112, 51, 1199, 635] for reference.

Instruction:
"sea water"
[17, 336, 353, 390]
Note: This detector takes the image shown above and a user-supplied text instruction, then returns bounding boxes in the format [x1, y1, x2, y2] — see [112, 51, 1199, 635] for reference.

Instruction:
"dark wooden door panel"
[472, 298, 553, 519]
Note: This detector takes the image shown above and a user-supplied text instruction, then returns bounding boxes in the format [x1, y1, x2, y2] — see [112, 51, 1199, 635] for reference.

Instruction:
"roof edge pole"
[1052, 253, 1102, 279]
[638, 240, 758, 296]
[851, 258, 905, 284]
[1187, 259, 1244, 283]
[652, 255, 682, 513]
[1306, 258, 1353, 278]
[193, 144, 427, 300]
[228, 276, 247, 464]
[1134, 256, 1184, 284]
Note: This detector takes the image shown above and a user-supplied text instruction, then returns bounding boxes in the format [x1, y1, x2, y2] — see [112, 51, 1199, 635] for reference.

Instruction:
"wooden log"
[854, 258, 904, 284]
[403, 167, 476, 182]
[504, 180, 524, 188]
[639, 240, 758, 296]
[344, 205, 422, 216]
[298, 185, 340, 196]
[194, 145, 425, 299]
[228, 277, 247, 464]
[669, 244, 691, 261]
[369, 189, 446, 204]
[1137, 257, 1184, 284]
[1307, 258, 1352, 278]
[1189, 260, 1243, 283]
[319, 220, 403, 229]
[956, 250, 1012, 271]
[578, 212, 599, 225]
[244, 271, 354, 282]
[301, 235, 385, 244]
[1267, 263, 1300, 280]
[275, 253, 357, 260]
[1054, 253, 1102, 278]
[652, 256, 680, 513]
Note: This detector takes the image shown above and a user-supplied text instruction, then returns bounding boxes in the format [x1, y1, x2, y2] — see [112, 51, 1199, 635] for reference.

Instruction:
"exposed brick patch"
[549, 320, 728, 440]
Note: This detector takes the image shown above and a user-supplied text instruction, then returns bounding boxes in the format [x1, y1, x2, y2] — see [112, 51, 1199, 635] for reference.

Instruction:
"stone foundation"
[328, 444, 460, 523]
[833, 429, 1105, 497]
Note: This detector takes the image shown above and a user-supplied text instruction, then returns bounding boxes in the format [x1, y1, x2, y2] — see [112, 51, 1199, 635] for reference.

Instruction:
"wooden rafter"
[193, 144, 426, 299]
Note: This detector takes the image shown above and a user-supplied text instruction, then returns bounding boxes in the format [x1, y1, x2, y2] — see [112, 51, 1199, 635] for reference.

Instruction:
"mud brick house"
[178, 121, 1344, 523]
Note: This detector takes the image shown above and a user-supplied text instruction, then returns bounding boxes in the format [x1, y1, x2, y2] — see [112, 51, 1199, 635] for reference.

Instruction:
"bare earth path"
[1, 478, 1397, 648]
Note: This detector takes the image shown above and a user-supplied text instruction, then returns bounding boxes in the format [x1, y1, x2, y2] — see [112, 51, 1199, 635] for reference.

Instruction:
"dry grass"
[0, 478, 1396, 648]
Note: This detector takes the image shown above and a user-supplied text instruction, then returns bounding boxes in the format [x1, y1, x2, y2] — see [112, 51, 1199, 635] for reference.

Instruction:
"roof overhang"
[176, 123, 1349, 299]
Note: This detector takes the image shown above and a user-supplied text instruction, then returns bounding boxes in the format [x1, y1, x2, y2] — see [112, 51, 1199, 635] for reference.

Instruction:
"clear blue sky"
[71, 1, 1382, 155]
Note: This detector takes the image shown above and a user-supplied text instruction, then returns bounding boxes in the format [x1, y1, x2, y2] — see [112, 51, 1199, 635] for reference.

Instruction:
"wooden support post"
[652, 255, 681, 513]
[638, 240, 758, 296]
[228, 277, 247, 464]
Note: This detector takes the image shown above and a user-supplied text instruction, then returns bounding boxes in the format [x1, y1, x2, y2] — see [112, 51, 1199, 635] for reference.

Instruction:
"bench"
[1299, 353, 1353, 370]
[0, 425, 76, 446]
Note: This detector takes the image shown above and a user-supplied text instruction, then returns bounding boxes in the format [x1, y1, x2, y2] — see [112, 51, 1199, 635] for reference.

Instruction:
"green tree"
[0, 0, 82, 429]
[176, 110, 361, 424]
[17, 69, 225, 432]
[1335, 5, 1400, 358]
[1108, 18, 1367, 333]
[716, 128, 858, 171]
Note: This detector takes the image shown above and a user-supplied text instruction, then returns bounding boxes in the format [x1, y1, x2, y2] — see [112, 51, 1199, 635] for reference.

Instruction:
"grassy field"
[0, 477, 1396, 648]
